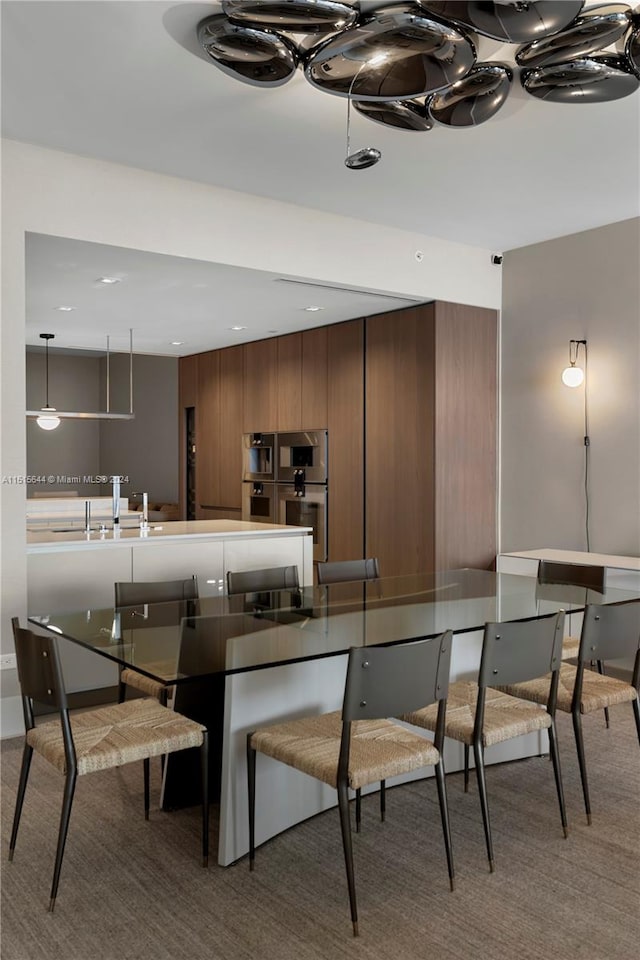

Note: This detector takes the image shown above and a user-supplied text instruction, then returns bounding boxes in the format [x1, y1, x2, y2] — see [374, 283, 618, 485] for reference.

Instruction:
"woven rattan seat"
[8, 620, 210, 912]
[495, 601, 640, 825]
[402, 613, 568, 872]
[250, 711, 440, 791]
[403, 681, 551, 748]
[247, 632, 455, 937]
[120, 666, 174, 701]
[561, 635, 580, 659]
[26, 697, 205, 776]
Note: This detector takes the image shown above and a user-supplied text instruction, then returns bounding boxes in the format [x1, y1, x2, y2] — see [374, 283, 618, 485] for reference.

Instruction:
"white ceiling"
[3, 1, 640, 355]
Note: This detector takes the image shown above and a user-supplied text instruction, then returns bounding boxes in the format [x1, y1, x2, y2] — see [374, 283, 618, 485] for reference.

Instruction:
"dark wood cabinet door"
[434, 302, 497, 570]
[302, 326, 328, 429]
[195, 351, 220, 517]
[365, 305, 436, 577]
[276, 333, 302, 431]
[328, 320, 364, 563]
[244, 338, 278, 432]
[218, 345, 244, 509]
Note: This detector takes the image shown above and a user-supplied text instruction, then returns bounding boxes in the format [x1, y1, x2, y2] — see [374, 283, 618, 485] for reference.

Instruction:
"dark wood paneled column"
[365, 305, 436, 576]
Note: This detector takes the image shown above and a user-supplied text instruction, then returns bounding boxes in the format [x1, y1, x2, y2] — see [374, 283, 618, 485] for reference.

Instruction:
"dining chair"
[115, 576, 198, 705]
[496, 600, 640, 825]
[316, 558, 380, 585]
[536, 560, 606, 660]
[8, 618, 209, 912]
[401, 611, 567, 872]
[247, 630, 455, 937]
[226, 565, 299, 595]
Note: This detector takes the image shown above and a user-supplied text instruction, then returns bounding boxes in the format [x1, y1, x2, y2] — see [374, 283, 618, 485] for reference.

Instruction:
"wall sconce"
[561, 338, 587, 387]
[562, 338, 591, 550]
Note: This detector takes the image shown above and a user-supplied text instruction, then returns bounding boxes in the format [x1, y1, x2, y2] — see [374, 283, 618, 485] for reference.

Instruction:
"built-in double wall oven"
[242, 430, 328, 561]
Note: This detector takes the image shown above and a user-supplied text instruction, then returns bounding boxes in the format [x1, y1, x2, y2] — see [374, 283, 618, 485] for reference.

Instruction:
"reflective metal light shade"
[354, 99, 433, 131]
[626, 22, 640, 78]
[522, 55, 639, 102]
[345, 147, 382, 169]
[427, 62, 512, 126]
[304, 4, 477, 101]
[222, 1, 359, 34]
[516, 4, 632, 69]
[198, 14, 298, 87]
[418, 1, 585, 43]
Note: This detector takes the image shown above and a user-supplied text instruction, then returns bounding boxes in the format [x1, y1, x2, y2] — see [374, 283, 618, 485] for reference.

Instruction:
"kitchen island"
[27, 520, 313, 693]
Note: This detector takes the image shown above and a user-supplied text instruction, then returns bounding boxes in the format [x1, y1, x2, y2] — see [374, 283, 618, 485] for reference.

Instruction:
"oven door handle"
[293, 469, 306, 497]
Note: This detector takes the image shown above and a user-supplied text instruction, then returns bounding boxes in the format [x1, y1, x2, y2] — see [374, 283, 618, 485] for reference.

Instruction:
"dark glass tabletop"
[28, 569, 640, 687]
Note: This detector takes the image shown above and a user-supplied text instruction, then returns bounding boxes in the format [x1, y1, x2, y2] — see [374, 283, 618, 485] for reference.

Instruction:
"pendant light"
[561, 338, 586, 387]
[36, 333, 61, 431]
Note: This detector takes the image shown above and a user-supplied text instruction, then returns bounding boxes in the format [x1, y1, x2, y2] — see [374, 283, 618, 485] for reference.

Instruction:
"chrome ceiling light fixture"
[27, 331, 136, 424]
[35, 333, 61, 431]
[191, 2, 640, 164]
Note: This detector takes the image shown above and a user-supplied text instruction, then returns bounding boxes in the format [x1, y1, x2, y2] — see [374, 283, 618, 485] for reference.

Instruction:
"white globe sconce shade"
[561, 364, 584, 388]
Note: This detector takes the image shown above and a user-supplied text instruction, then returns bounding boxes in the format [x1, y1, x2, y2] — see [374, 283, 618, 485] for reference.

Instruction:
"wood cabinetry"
[182, 301, 497, 575]
[328, 320, 364, 562]
[365, 306, 436, 576]
[364, 302, 496, 575]
[193, 345, 244, 519]
[244, 338, 278, 432]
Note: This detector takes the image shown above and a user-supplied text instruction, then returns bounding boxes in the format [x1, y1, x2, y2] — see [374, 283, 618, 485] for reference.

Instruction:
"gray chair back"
[115, 576, 198, 607]
[342, 631, 452, 723]
[227, 566, 299, 595]
[478, 612, 565, 688]
[317, 558, 380, 585]
[578, 600, 640, 664]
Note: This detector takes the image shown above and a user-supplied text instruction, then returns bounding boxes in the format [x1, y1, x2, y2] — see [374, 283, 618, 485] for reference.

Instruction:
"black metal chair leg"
[117, 674, 127, 704]
[473, 741, 494, 872]
[8, 744, 34, 861]
[143, 758, 150, 820]
[463, 745, 470, 793]
[572, 710, 592, 825]
[434, 760, 455, 891]
[49, 770, 77, 912]
[596, 661, 610, 728]
[337, 780, 358, 937]
[247, 735, 256, 872]
[201, 730, 209, 867]
[632, 698, 640, 744]
[355, 788, 361, 833]
[380, 780, 386, 822]
[547, 721, 568, 838]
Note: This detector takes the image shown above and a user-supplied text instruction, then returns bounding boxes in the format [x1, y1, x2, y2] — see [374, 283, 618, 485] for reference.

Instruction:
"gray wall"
[99, 353, 179, 504]
[500, 217, 640, 556]
[26, 351, 179, 504]
[26, 352, 101, 497]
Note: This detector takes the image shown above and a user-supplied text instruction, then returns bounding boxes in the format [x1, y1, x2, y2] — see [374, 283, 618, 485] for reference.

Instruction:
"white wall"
[1, 138, 500, 659]
[500, 217, 640, 556]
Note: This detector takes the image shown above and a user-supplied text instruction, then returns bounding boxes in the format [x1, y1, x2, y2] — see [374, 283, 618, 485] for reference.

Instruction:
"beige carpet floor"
[1, 707, 638, 960]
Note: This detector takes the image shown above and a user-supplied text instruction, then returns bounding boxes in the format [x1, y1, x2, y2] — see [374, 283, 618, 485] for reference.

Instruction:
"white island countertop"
[27, 519, 312, 552]
[499, 548, 640, 572]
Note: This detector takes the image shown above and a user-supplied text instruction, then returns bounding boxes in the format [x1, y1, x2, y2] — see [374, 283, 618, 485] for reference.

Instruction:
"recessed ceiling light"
[170, 341, 184, 346]
[96, 276, 122, 284]
[55, 305, 75, 311]
[229, 325, 247, 331]
[304, 306, 324, 312]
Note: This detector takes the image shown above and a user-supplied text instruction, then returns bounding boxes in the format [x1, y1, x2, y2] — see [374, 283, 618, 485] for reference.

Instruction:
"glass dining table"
[29, 567, 640, 866]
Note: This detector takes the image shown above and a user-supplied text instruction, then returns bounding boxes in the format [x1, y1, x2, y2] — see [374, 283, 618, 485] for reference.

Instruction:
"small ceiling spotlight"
[96, 276, 122, 284]
[55, 305, 76, 312]
[229, 325, 247, 331]
[170, 340, 185, 345]
[304, 306, 324, 312]
[562, 339, 587, 387]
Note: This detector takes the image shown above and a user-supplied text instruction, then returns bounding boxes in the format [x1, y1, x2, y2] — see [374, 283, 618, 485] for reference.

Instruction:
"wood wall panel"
[243, 338, 278, 432]
[365, 305, 436, 576]
[195, 351, 220, 518]
[327, 320, 364, 562]
[302, 326, 328, 429]
[218, 345, 244, 509]
[178, 354, 198, 520]
[276, 333, 302, 431]
[434, 302, 497, 570]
